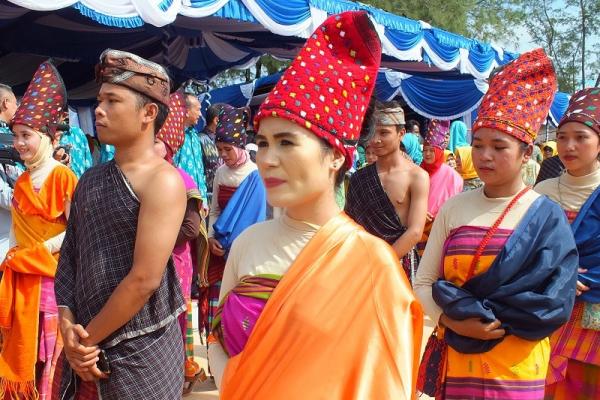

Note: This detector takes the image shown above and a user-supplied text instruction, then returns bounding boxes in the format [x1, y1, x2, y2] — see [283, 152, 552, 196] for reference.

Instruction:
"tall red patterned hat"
[559, 88, 600, 135]
[156, 91, 186, 163]
[473, 48, 557, 144]
[254, 11, 381, 168]
[424, 120, 450, 149]
[12, 61, 67, 137]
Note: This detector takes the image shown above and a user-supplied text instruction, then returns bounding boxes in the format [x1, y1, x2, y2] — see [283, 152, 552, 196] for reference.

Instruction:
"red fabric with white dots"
[254, 11, 381, 168]
[473, 48, 557, 144]
[157, 91, 186, 159]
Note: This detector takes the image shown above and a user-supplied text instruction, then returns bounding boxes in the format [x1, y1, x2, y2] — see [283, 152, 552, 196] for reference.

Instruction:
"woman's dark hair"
[321, 96, 378, 187]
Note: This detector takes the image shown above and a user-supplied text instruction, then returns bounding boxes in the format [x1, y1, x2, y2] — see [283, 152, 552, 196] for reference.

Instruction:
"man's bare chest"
[379, 173, 410, 209]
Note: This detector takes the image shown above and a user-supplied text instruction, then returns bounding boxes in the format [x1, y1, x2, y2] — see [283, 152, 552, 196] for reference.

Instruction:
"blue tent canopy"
[0, 0, 520, 100]
[207, 69, 570, 124]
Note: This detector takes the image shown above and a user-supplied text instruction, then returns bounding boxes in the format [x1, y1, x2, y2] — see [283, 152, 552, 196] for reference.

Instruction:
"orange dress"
[0, 165, 77, 399]
[220, 213, 423, 400]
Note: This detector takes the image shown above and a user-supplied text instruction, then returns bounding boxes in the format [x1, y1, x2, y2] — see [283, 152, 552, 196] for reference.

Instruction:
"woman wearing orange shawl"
[208, 11, 423, 400]
[0, 61, 77, 399]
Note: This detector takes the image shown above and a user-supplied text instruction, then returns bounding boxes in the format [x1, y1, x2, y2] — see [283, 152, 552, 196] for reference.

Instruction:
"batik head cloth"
[474, 48, 557, 144]
[12, 61, 67, 137]
[424, 120, 450, 150]
[216, 105, 250, 149]
[156, 91, 186, 163]
[558, 87, 600, 135]
[374, 107, 405, 126]
[254, 11, 382, 168]
[95, 49, 170, 106]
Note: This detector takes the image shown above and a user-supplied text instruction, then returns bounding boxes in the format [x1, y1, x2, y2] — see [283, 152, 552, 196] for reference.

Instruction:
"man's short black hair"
[406, 119, 420, 131]
[134, 91, 169, 135]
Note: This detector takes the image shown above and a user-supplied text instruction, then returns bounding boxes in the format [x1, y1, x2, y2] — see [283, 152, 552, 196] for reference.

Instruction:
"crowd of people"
[0, 9, 598, 400]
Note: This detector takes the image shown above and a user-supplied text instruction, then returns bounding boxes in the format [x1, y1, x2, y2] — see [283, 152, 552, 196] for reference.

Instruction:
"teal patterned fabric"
[173, 126, 208, 203]
[0, 120, 11, 136]
[198, 130, 220, 195]
[59, 126, 93, 178]
[99, 144, 115, 164]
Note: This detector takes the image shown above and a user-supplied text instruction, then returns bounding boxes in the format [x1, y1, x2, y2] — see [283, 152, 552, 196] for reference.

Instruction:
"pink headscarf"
[230, 147, 249, 169]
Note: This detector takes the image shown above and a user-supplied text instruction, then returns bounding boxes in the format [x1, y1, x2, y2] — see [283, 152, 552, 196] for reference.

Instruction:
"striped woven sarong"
[546, 301, 600, 390]
[212, 274, 281, 357]
[37, 311, 62, 400]
[545, 208, 600, 398]
[545, 358, 600, 399]
[441, 226, 549, 400]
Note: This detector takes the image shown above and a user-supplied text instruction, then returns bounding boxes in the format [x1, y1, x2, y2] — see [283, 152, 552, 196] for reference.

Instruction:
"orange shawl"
[0, 165, 77, 399]
[221, 213, 423, 400]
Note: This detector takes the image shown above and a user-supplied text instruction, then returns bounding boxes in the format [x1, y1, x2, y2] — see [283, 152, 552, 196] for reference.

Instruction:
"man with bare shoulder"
[53, 49, 187, 399]
[346, 101, 429, 283]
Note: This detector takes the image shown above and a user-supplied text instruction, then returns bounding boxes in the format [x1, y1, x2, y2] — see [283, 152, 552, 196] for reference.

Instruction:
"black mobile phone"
[97, 349, 111, 375]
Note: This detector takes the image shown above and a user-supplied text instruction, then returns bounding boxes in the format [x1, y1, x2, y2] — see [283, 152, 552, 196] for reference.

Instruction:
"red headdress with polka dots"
[12, 61, 67, 137]
[254, 11, 381, 168]
[156, 91, 186, 163]
[473, 48, 557, 144]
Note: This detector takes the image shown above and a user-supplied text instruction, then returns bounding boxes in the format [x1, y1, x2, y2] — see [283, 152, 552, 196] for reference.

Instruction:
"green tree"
[210, 55, 289, 89]
[522, 0, 599, 92]
[360, 0, 524, 43]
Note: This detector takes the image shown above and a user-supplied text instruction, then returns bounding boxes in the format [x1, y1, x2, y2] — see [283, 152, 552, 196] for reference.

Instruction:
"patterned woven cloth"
[54, 160, 186, 398]
[559, 87, 600, 135]
[95, 49, 170, 106]
[55, 160, 185, 346]
[12, 61, 66, 136]
[474, 48, 557, 144]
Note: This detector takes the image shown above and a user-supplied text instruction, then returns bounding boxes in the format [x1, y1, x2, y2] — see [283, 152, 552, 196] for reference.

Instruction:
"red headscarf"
[421, 147, 445, 176]
[421, 120, 450, 176]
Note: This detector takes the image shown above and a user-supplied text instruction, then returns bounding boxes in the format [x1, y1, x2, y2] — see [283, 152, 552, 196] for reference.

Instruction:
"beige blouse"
[413, 186, 541, 324]
[534, 168, 600, 212]
[208, 213, 320, 389]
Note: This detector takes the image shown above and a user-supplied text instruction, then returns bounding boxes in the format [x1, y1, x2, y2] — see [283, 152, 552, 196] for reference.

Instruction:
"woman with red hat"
[414, 49, 578, 399]
[208, 11, 423, 400]
[536, 87, 600, 399]
[0, 61, 77, 399]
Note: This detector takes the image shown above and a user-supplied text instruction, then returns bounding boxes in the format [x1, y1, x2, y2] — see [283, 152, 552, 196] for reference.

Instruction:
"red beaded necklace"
[465, 186, 531, 281]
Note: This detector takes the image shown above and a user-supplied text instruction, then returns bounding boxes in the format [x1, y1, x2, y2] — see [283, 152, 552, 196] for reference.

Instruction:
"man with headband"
[54, 49, 187, 399]
[346, 101, 429, 283]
